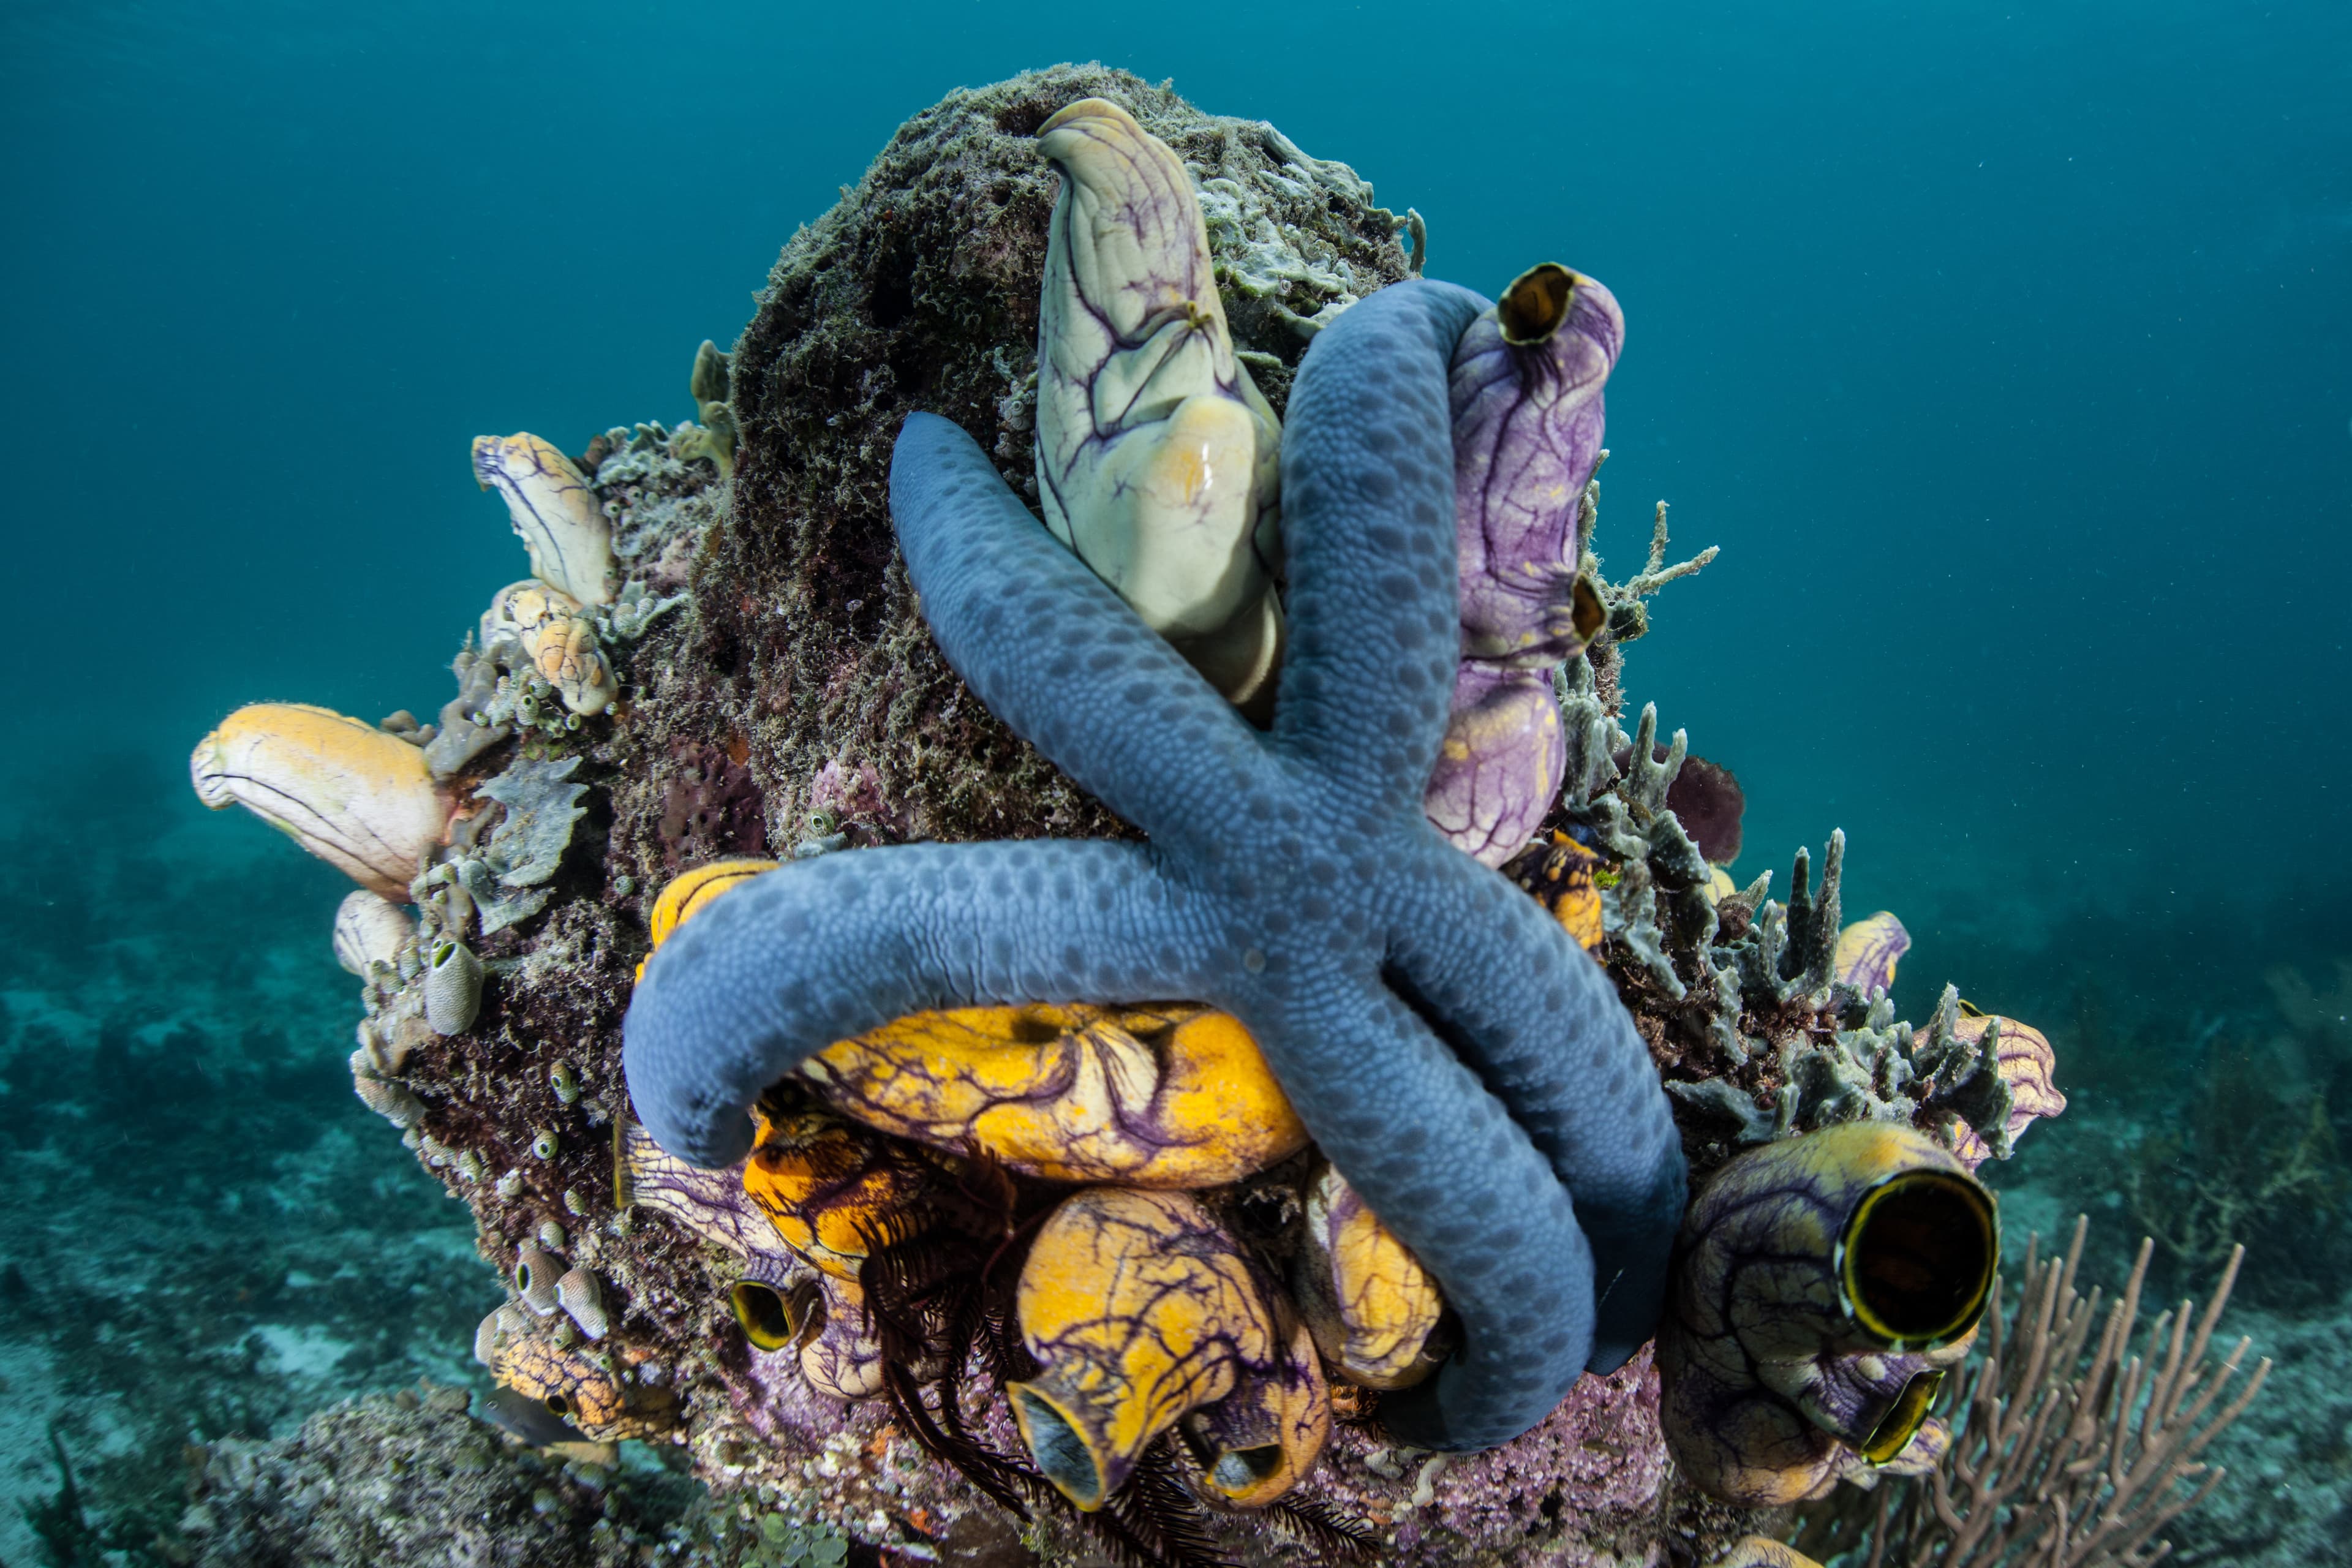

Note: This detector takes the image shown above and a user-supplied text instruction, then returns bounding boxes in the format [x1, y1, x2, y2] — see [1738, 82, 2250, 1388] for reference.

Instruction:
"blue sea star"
[624, 280, 1687, 1452]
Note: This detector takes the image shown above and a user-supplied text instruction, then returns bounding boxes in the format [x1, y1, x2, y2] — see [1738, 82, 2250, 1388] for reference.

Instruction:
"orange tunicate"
[190, 703, 451, 901]
[1292, 1159, 1446, 1390]
[478, 1305, 676, 1440]
[635, 858, 779, 983]
[1009, 1187, 1281, 1510]
[739, 1106, 940, 1283]
[1505, 831, 1609, 954]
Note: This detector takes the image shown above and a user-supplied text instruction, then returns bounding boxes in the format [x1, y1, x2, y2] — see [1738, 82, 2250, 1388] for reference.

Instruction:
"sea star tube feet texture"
[625, 279, 1687, 1453]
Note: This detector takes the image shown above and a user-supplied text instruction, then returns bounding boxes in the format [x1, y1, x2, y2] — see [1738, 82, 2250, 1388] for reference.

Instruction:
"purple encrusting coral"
[1426, 266, 1623, 867]
[1667, 755, 1746, 865]
[657, 738, 768, 867]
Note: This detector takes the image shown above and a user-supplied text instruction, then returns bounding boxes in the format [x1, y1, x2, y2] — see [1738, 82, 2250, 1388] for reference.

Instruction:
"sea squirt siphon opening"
[1841, 1168, 1996, 1348]
[728, 1280, 814, 1351]
[1011, 1385, 1107, 1510]
[1211, 1443, 1286, 1493]
[1859, 1368, 1947, 1464]
[1570, 575, 1607, 643]
[1499, 262, 1577, 346]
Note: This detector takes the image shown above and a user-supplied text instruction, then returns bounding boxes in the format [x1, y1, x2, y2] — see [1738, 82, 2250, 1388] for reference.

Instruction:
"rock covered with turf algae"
[696, 64, 1414, 851]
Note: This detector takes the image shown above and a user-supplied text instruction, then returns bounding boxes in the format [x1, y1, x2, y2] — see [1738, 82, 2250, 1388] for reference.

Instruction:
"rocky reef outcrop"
[184, 63, 2076, 1568]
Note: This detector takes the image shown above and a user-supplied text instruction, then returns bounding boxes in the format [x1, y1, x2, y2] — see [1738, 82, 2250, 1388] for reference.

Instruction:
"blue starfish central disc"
[624, 280, 1688, 1452]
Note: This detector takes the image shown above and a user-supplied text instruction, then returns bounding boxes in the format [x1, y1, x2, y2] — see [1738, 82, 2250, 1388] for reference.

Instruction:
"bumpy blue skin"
[625, 281, 1687, 1452]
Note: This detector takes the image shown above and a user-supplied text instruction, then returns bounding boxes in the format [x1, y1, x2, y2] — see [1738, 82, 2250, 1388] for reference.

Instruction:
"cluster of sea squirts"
[186, 89, 2078, 1565]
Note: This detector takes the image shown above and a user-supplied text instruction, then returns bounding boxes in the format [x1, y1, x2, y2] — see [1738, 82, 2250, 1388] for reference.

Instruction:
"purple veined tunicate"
[1425, 263, 1618, 865]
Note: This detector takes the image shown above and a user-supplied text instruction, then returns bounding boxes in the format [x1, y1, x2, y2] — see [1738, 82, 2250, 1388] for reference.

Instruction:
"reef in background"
[174, 1386, 693, 1568]
[0, 761, 517, 1565]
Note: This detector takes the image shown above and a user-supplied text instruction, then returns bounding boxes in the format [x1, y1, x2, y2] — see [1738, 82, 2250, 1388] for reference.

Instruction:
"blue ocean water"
[2, 0, 2347, 1558]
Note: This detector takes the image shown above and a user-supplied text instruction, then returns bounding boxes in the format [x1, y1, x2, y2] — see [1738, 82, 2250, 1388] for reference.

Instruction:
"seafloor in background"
[6, 31, 2351, 1568]
[9, 759, 2348, 1565]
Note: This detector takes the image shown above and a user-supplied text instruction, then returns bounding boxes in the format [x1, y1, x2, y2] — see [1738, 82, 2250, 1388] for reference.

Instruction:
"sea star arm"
[891, 412, 1270, 862]
[1273, 281, 1489, 815]
[623, 839, 1216, 1166]
[1386, 846, 1689, 1373]
[1259, 980, 1597, 1452]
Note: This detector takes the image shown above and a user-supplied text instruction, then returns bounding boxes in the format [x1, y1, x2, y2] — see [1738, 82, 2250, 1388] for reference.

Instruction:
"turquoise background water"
[8, 1, 2346, 963]
[1, 1, 2348, 1553]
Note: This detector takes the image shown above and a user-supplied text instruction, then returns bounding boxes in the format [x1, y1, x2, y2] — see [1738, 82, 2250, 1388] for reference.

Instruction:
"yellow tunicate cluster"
[481, 580, 616, 717]
[629, 861, 1402, 1509]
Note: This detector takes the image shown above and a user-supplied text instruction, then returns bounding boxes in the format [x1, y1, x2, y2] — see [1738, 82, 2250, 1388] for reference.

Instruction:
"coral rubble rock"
[174, 1388, 676, 1567]
[197, 63, 2085, 1568]
[630, 300, 1688, 1451]
[706, 64, 1414, 851]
